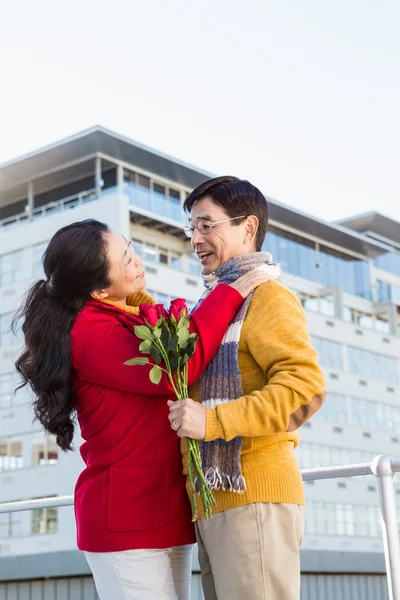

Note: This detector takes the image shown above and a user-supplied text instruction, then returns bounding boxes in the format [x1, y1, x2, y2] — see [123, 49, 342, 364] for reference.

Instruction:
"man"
[168, 176, 326, 600]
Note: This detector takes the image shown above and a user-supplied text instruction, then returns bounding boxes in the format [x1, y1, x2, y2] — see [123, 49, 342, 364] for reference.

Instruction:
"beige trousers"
[85, 545, 193, 600]
[196, 503, 304, 600]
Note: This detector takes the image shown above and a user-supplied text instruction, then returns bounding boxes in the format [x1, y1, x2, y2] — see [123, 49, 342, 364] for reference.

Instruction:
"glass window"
[319, 297, 335, 317]
[142, 243, 158, 262]
[138, 174, 150, 189]
[32, 434, 59, 467]
[153, 184, 166, 216]
[375, 314, 390, 334]
[132, 239, 143, 257]
[316, 392, 348, 424]
[0, 437, 23, 471]
[0, 313, 15, 347]
[32, 501, 58, 535]
[316, 502, 327, 534]
[305, 502, 317, 535]
[0, 372, 21, 408]
[311, 336, 343, 370]
[159, 248, 169, 265]
[264, 228, 317, 282]
[130, 238, 182, 269]
[170, 252, 181, 269]
[169, 188, 181, 203]
[0, 509, 22, 538]
[319, 245, 371, 300]
[157, 292, 169, 306]
[0, 250, 24, 286]
[33, 243, 48, 278]
[298, 292, 319, 313]
[348, 347, 399, 384]
[374, 252, 400, 278]
[188, 254, 201, 276]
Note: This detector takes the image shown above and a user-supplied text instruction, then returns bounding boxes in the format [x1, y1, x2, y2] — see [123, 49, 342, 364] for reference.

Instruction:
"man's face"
[190, 196, 248, 275]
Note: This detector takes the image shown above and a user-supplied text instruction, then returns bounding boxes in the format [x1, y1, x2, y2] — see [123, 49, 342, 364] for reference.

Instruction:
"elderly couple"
[17, 176, 326, 600]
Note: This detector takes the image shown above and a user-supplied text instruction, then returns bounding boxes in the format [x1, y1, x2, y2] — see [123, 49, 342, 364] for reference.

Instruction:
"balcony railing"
[124, 181, 184, 223]
[1, 455, 400, 599]
[0, 189, 97, 229]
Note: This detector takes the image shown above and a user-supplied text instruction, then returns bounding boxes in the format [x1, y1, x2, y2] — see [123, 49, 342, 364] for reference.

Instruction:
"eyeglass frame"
[183, 215, 247, 238]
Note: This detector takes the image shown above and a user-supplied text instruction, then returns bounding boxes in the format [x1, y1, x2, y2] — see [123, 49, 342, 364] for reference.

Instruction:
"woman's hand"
[229, 269, 271, 298]
[167, 399, 207, 439]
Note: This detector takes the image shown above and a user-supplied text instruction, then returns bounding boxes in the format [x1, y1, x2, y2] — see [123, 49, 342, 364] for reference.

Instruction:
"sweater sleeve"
[72, 284, 243, 395]
[205, 282, 327, 441]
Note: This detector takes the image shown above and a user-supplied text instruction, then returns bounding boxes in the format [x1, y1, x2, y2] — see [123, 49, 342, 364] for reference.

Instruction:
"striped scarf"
[193, 252, 281, 493]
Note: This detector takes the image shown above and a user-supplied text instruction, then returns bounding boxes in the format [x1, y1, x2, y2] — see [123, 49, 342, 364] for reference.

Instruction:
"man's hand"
[167, 398, 207, 439]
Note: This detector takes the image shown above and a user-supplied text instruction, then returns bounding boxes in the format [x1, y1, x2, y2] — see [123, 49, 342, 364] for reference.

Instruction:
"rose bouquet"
[124, 298, 216, 520]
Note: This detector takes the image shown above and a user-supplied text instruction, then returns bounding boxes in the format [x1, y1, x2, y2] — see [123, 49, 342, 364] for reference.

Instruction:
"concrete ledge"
[0, 548, 386, 582]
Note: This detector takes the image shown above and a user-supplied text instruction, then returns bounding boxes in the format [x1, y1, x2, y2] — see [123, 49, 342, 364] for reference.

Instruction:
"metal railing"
[1, 454, 400, 599]
[0, 189, 97, 229]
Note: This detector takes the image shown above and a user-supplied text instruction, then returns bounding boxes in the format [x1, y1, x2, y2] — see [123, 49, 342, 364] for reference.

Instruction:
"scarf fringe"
[203, 467, 247, 494]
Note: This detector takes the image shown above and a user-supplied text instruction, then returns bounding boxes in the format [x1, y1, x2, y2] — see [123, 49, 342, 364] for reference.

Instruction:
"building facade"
[0, 127, 399, 599]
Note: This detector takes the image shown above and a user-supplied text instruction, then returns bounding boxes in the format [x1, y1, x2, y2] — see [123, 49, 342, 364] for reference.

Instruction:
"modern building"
[0, 126, 399, 599]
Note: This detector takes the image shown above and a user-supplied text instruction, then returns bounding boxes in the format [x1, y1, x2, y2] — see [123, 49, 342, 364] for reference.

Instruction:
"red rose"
[168, 298, 188, 321]
[139, 303, 160, 327]
[155, 303, 168, 320]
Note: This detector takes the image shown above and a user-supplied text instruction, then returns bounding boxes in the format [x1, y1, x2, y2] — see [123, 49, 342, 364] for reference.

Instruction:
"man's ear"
[90, 289, 109, 301]
[244, 215, 259, 246]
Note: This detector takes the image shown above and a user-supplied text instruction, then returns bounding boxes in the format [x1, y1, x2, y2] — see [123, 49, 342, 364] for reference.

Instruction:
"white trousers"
[84, 545, 193, 600]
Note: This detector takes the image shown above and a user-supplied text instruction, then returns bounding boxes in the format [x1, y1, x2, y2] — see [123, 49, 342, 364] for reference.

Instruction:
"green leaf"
[176, 316, 189, 331]
[124, 357, 150, 366]
[149, 365, 162, 384]
[167, 334, 179, 351]
[139, 339, 152, 352]
[169, 354, 179, 370]
[153, 328, 162, 339]
[150, 345, 162, 365]
[160, 325, 170, 348]
[180, 353, 190, 364]
[134, 325, 153, 341]
[177, 326, 190, 346]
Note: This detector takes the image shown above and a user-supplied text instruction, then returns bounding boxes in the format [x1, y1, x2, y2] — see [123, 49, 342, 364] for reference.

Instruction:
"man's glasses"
[183, 216, 247, 239]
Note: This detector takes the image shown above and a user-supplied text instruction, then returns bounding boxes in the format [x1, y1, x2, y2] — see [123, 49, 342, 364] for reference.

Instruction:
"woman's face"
[95, 230, 146, 302]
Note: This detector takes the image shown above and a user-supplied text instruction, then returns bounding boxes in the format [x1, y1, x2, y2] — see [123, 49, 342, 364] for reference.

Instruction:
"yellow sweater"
[182, 279, 326, 520]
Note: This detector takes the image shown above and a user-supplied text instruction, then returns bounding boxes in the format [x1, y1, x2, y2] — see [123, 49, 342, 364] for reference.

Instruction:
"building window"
[311, 336, 343, 370]
[33, 242, 48, 278]
[0, 372, 23, 408]
[316, 393, 348, 425]
[0, 250, 24, 286]
[31, 500, 58, 535]
[374, 252, 400, 278]
[0, 437, 23, 471]
[318, 245, 371, 300]
[0, 508, 22, 538]
[343, 305, 391, 334]
[32, 434, 59, 467]
[348, 346, 399, 384]
[305, 501, 381, 538]
[297, 292, 334, 317]
[188, 254, 201, 276]
[132, 239, 182, 270]
[264, 228, 317, 283]
[0, 313, 16, 347]
[124, 171, 183, 222]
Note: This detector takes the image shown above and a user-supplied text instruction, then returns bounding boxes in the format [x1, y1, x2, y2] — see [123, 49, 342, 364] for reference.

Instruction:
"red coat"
[71, 284, 243, 552]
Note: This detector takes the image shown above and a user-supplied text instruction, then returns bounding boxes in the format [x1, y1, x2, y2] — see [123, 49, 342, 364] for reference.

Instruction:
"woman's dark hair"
[14, 219, 111, 451]
[183, 176, 269, 251]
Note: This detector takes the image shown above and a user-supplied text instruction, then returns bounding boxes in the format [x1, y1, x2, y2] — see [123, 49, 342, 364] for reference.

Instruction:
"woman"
[15, 219, 268, 600]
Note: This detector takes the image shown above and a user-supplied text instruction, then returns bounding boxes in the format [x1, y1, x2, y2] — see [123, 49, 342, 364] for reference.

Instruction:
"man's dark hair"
[183, 176, 268, 251]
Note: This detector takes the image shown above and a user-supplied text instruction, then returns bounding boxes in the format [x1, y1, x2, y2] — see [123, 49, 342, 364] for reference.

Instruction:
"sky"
[1, 0, 399, 224]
